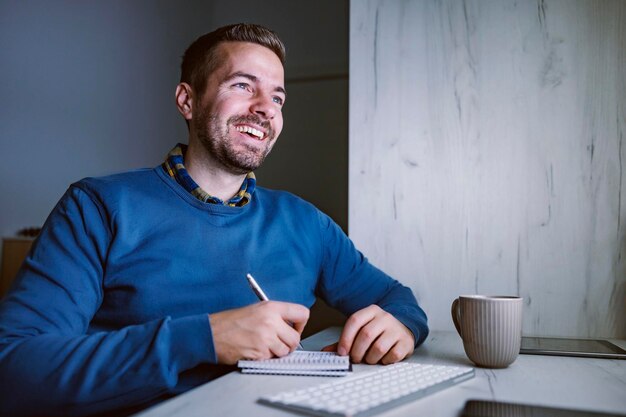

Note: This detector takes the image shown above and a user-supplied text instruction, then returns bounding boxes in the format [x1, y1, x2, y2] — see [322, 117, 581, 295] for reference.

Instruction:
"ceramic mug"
[451, 295, 523, 368]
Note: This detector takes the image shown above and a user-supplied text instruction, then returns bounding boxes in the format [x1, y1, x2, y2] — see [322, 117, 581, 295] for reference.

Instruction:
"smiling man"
[0, 24, 428, 416]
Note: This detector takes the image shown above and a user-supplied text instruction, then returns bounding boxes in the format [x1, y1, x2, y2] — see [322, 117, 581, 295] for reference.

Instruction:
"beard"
[193, 111, 276, 175]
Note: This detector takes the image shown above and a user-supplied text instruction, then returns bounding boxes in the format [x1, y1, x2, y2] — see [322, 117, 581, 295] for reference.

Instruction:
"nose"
[249, 92, 277, 120]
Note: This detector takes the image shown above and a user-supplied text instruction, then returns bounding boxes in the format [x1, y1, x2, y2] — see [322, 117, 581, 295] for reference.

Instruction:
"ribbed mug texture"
[451, 296, 523, 368]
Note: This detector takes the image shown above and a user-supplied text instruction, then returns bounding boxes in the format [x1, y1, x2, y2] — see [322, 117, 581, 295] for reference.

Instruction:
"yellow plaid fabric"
[162, 143, 256, 207]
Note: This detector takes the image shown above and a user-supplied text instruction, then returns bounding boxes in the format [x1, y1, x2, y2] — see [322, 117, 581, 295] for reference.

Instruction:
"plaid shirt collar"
[162, 143, 256, 207]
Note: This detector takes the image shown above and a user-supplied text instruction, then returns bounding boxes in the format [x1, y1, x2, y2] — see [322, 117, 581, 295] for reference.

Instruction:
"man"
[0, 24, 428, 416]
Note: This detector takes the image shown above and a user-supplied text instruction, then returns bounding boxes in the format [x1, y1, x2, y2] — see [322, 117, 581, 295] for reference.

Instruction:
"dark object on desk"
[16, 226, 41, 238]
[520, 336, 626, 360]
[1, 237, 34, 296]
[462, 399, 626, 417]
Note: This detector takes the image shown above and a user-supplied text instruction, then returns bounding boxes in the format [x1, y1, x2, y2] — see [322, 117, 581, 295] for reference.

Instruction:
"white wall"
[0, 1, 348, 246]
[350, 0, 626, 338]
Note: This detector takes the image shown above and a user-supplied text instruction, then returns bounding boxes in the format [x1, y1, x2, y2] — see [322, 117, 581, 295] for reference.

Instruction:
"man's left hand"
[321, 305, 415, 364]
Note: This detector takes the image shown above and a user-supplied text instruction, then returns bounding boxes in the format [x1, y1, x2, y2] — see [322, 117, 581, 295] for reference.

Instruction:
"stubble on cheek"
[196, 112, 277, 174]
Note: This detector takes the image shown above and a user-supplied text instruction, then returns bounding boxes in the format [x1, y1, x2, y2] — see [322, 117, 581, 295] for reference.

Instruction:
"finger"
[321, 342, 338, 353]
[273, 316, 303, 352]
[350, 318, 386, 363]
[268, 337, 292, 358]
[381, 342, 410, 365]
[363, 330, 396, 364]
[276, 302, 310, 334]
[337, 306, 379, 356]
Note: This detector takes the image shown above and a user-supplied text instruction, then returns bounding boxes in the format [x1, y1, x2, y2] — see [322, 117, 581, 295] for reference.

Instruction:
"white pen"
[246, 273, 304, 350]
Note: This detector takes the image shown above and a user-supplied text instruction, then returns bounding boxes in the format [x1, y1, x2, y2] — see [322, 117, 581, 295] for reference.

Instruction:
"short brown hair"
[180, 23, 286, 97]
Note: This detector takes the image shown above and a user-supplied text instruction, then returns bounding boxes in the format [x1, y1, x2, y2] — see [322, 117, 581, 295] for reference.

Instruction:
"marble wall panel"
[350, 0, 626, 337]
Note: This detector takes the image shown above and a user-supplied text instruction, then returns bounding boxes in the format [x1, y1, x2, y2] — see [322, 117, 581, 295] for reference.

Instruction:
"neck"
[184, 140, 247, 202]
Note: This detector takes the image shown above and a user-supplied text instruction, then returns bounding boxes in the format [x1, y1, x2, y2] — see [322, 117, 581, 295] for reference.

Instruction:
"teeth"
[236, 125, 264, 139]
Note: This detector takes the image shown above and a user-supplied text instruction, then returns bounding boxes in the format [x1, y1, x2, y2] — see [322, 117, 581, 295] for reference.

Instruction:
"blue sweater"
[0, 167, 428, 416]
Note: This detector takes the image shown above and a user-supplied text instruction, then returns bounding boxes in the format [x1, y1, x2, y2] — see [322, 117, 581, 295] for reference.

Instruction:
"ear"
[175, 83, 194, 121]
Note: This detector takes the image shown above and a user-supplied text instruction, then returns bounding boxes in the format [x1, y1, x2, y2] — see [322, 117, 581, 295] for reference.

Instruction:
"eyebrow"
[225, 71, 287, 96]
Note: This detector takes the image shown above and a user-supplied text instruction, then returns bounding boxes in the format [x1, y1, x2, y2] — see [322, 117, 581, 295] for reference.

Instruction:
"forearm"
[316, 210, 429, 347]
[0, 314, 213, 416]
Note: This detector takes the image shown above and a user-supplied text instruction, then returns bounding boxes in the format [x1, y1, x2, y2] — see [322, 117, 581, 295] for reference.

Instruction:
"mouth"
[235, 124, 266, 141]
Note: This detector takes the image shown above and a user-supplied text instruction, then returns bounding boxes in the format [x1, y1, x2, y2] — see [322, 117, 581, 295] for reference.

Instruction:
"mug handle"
[451, 298, 463, 338]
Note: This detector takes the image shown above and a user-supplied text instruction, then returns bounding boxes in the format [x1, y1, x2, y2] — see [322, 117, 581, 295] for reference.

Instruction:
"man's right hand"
[208, 301, 309, 364]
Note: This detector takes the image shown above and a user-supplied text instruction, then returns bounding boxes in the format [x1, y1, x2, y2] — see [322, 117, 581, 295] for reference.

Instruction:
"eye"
[272, 96, 284, 106]
[233, 82, 251, 91]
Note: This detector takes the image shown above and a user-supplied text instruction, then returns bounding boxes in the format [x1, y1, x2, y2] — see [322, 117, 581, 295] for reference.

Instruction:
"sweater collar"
[161, 143, 256, 207]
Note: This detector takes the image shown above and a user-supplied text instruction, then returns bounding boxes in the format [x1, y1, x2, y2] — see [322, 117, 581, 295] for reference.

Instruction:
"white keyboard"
[259, 362, 475, 417]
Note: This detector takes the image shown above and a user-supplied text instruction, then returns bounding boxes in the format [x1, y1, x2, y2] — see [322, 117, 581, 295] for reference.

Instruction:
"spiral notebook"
[237, 351, 352, 376]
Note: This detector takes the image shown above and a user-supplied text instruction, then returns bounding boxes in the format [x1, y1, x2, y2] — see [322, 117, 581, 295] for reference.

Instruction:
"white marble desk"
[134, 329, 626, 417]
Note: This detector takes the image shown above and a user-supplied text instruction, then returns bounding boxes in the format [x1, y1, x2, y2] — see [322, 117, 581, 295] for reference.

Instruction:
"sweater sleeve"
[0, 186, 214, 417]
[315, 211, 429, 347]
